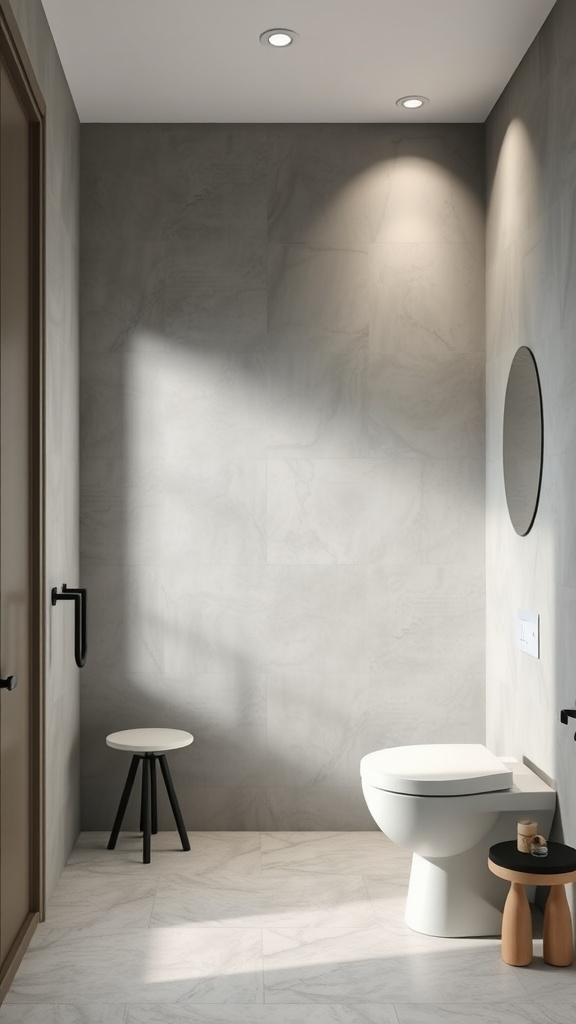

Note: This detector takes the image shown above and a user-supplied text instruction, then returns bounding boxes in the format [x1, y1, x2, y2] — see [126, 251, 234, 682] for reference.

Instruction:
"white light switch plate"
[517, 609, 539, 658]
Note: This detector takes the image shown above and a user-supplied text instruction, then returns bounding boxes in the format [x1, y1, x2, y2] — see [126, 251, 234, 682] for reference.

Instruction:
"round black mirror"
[503, 346, 543, 536]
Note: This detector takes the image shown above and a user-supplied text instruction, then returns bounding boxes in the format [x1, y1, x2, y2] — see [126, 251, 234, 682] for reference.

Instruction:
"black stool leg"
[139, 752, 148, 834]
[142, 753, 151, 864]
[151, 755, 158, 835]
[107, 754, 140, 850]
[158, 754, 190, 851]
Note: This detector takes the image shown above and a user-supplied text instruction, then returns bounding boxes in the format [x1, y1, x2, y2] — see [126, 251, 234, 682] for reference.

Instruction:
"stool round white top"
[106, 728, 194, 753]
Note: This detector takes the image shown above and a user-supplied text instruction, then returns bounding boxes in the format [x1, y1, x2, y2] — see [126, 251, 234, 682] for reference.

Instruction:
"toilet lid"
[360, 744, 513, 796]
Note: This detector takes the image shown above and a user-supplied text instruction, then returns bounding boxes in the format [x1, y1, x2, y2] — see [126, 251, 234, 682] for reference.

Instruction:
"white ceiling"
[41, 0, 557, 123]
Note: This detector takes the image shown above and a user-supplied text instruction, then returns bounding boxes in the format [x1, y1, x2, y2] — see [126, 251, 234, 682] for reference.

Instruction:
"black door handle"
[51, 584, 87, 667]
[0, 676, 18, 691]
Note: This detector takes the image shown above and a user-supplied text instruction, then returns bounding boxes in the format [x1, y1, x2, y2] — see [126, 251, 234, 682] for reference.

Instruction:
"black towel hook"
[51, 584, 87, 668]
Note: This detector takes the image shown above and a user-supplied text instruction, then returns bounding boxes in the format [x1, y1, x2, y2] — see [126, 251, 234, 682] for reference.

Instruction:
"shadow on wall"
[79, 123, 486, 832]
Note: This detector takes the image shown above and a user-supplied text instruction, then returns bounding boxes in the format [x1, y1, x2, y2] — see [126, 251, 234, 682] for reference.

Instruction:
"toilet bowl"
[360, 743, 556, 937]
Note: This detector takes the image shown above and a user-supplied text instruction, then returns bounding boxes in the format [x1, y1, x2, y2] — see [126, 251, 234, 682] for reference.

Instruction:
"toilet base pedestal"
[405, 849, 507, 937]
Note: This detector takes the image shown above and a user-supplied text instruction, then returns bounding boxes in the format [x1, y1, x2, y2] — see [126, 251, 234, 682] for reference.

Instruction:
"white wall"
[9, 0, 80, 896]
[80, 123, 486, 830]
[486, 0, 576, 845]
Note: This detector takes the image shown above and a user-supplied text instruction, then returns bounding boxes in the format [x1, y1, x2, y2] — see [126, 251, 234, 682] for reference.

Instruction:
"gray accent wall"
[80, 124, 485, 830]
[9, 0, 80, 895]
[486, 0, 576, 847]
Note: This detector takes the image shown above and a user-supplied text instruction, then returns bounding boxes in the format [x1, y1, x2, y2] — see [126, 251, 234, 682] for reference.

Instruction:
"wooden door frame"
[0, 0, 45, 1000]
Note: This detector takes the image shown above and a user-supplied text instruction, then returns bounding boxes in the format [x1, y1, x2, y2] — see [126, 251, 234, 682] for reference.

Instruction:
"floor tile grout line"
[360, 872, 381, 928]
[260, 927, 266, 1004]
[145, 873, 161, 928]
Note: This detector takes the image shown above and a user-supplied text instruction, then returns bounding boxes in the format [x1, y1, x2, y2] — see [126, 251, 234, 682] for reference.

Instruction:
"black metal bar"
[107, 755, 140, 850]
[51, 584, 87, 667]
[139, 755, 146, 833]
[142, 754, 151, 864]
[560, 709, 576, 724]
[158, 754, 190, 851]
[151, 755, 158, 835]
[62, 585, 87, 667]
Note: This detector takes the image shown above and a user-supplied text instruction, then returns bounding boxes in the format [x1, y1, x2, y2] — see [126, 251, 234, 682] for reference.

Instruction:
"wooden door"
[0, 2, 45, 1001]
[0, 50, 32, 967]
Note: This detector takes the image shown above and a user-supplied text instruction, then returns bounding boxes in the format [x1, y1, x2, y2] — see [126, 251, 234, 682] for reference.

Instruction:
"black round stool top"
[489, 840, 576, 875]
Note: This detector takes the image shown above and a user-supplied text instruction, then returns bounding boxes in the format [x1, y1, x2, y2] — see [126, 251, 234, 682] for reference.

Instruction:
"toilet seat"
[360, 743, 513, 797]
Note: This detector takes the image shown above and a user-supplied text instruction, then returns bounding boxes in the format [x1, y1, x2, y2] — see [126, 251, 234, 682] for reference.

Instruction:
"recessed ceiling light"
[396, 95, 429, 109]
[260, 28, 298, 48]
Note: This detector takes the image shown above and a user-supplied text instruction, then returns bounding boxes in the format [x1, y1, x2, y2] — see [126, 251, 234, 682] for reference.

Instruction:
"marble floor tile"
[150, 871, 377, 929]
[6, 927, 263, 1004]
[260, 831, 411, 877]
[44, 872, 157, 933]
[512, 958, 576, 1001]
[0, 1008, 130, 1024]
[3, 832, 572, 1021]
[262, 927, 529, 1004]
[126, 1005, 399, 1023]
[67, 832, 262, 877]
[394, 1004, 551, 1024]
[531, 1009, 576, 1023]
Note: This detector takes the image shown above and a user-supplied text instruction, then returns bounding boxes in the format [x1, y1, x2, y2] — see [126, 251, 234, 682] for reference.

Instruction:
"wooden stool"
[106, 728, 193, 864]
[488, 840, 576, 967]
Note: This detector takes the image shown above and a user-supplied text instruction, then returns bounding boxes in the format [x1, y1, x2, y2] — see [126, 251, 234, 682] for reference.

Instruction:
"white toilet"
[360, 743, 556, 937]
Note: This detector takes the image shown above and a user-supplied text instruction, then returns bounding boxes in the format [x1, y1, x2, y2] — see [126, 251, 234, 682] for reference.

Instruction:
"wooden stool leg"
[107, 755, 140, 850]
[501, 882, 533, 966]
[543, 885, 574, 966]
